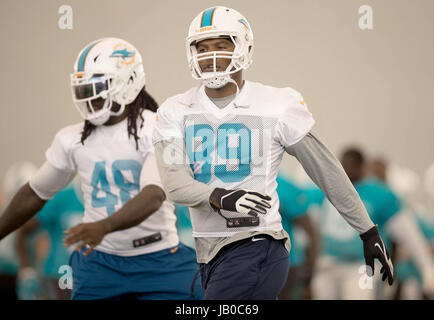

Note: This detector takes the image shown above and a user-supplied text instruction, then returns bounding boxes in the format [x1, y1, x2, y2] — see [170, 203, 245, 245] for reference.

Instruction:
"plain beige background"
[0, 0, 433, 183]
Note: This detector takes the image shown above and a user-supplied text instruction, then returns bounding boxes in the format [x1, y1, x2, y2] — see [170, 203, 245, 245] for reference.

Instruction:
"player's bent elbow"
[144, 185, 166, 211]
[165, 191, 180, 205]
[164, 187, 191, 206]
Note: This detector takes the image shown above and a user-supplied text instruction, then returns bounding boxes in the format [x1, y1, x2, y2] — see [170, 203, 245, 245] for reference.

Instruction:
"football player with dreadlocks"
[0, 37, 202, 300]
[153, 7, 394, 299]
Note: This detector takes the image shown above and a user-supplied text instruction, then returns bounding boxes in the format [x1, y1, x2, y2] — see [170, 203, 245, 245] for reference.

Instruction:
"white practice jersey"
[153, 81, 315, 237]
[46, 109, 179, 256]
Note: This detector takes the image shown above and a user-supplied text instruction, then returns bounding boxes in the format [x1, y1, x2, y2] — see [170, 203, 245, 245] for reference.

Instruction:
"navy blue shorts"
[200, 235, 289, 300]
[69, 242, 203, 300]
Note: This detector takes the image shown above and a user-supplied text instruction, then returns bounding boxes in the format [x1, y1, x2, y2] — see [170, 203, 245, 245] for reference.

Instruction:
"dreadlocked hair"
[80, 87, 159, 150]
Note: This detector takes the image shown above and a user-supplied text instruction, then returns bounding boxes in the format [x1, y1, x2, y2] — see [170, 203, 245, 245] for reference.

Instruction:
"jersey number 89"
[186, 123, 251, 184]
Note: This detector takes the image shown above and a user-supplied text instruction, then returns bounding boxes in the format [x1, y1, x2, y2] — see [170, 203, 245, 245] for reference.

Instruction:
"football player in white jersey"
[0, 37, 202, 300]
[152, 6, 394, 299]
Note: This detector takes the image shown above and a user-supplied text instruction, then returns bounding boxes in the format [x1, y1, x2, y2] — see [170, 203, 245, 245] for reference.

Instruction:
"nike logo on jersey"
[251, 237, 266, 242]
[234, 104, 250, 108]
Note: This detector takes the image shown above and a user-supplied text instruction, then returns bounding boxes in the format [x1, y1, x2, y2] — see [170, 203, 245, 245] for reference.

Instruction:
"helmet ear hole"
[128, 71, 137, 84]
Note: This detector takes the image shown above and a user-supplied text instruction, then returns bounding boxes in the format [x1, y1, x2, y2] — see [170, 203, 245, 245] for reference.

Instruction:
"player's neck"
[204, 73, 244, 99]
[104, 108, 129, 126]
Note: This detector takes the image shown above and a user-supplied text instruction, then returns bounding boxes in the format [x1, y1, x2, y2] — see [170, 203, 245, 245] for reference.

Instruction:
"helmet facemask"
[187, 33, 251, 89]
[70, 72, 126, 125]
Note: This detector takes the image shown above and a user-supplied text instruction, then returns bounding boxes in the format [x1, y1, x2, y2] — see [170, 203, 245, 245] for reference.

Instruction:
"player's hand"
[209, 188, 272, 217]
[360, 225, 394, 285]
[63, 221, 110, 256]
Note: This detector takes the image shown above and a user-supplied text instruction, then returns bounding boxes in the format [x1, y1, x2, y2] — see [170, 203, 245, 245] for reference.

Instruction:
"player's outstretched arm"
[63, 184, 166, 255]
[285, 132, 374, 233]
[0, 183, 46, 242]
[0, 161, 76, 242]
[285, 132, 393, 284]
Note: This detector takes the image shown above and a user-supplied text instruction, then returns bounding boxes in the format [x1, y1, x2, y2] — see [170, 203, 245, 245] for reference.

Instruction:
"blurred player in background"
[0, 161, 40, 300]
[17, 180, 84, 299]
[276, 173, 320, 300]
[2, 165, 84, 300]
[0, 37, 202, 300]
[368, 158, 434, 299]
[153, 6, 393, 299]
[311, 148, 433, 299]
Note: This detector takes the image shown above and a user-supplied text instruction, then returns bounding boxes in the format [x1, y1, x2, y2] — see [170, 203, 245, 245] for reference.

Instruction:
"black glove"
[209, 188, 272, 217]
[360, 225, 394, 285]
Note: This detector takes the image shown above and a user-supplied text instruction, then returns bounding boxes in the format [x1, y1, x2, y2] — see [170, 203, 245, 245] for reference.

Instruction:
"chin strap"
[110, 103, 125, 116]
[203, 75, 240, 96]
[226, 77, 240, 97]
[87, 98, 111, 125]
[86, 95, 126, 126]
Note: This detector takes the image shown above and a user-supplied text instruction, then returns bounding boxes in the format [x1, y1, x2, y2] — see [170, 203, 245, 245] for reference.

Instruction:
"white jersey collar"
[197, 80, 252, 118]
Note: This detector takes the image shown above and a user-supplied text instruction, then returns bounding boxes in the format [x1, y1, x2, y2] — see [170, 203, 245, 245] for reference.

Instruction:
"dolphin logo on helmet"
[110, 49, 135, 58]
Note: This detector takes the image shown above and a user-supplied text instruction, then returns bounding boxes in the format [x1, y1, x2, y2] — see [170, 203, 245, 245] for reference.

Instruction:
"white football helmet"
[70, 37, 146, 125]
[186, 6, 254, 89]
